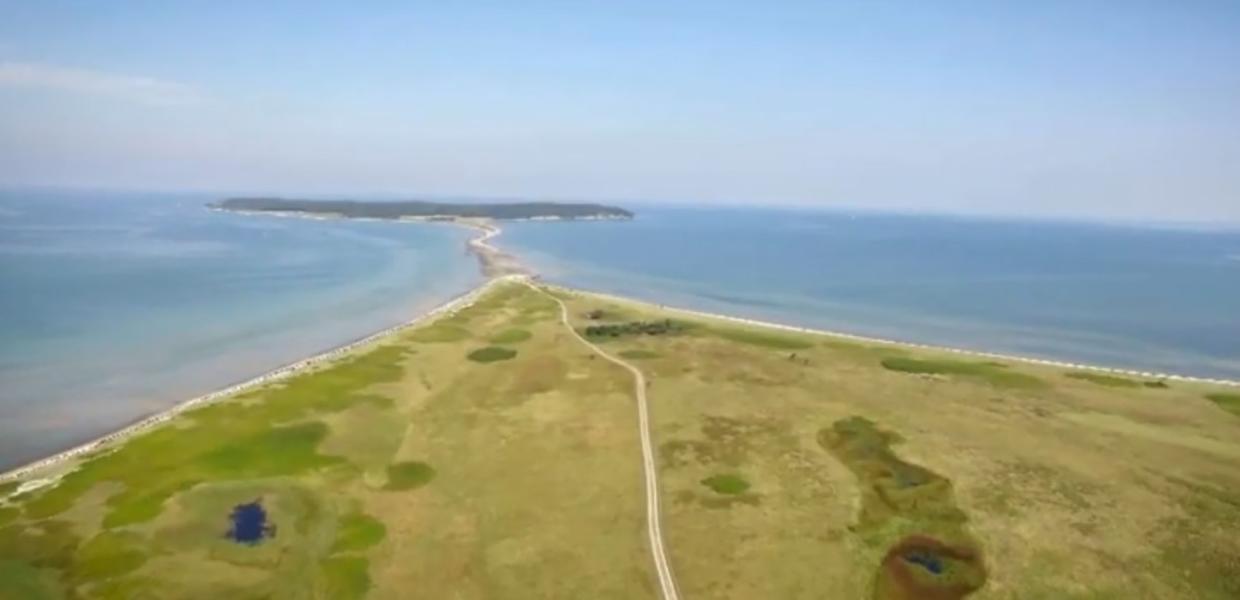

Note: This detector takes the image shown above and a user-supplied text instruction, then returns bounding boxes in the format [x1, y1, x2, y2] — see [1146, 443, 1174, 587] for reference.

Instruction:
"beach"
[5, 215, 1237, 486]
[558, 286, 1240, 389]
[0, 269, 525, 486]
[0, 213, 525, 485]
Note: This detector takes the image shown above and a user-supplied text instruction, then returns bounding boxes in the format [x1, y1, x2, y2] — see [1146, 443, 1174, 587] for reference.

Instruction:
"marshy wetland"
[2, 281, 1239, 598]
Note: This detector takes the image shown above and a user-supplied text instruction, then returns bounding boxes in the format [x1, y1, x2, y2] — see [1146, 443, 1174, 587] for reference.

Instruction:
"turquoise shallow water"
[0, 189, 481, 469]
[502, 205, 1240, 381]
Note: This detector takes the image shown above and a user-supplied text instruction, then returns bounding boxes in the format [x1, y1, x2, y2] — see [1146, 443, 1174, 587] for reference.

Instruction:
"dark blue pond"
[903, 549, 945, 575]
[227, 501, 274, 544]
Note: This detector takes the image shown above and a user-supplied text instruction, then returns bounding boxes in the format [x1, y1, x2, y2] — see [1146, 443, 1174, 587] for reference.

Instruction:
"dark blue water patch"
[227, 500, 276, 544]
[903, 549, 945, 575]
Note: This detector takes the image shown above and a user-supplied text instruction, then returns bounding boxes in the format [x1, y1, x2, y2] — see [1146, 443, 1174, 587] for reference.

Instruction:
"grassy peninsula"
[2, 276, 1239, 599]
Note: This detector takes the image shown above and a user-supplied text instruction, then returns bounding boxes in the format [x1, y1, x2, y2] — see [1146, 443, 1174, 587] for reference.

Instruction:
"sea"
[2, 191, 1239, 469]
[502, 205, 1240, 381]
[0, 189, 482, 470]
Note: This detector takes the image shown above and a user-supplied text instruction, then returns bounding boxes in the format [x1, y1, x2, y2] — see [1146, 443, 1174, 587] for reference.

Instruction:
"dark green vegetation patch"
[489, 328, 532, 344]
[819, 416, 986, 599]
[1205, 392, 1240, 417]
[467, 346, 518, 363]
[578, 303, 642, 322]
[1064, 371, 1142, 388]
[700, 474, 751, 495]
[384, 461, 436, 490]
[0, 520, 79, 572]
[618, 349, 661, 360]
[880, 357, 1044, 389]
[584, 319, 687, 340]
[0, 560, 63, 600]
[712, 327, 813, 350]
[331, 511, 387, 553]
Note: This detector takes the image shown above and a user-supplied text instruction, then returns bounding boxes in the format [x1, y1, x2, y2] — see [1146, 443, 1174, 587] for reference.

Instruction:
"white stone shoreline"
[0, 271, 526, 485]
[552, 285, 1240, 389]
[6, 215, 1236, 486]
[1, 214, 513, 486]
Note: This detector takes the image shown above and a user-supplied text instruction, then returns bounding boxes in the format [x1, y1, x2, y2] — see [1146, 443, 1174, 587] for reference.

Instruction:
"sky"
[1, 1, 1238, 223]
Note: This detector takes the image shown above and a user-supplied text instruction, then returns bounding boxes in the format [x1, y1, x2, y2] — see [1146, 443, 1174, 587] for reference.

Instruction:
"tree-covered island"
[209, 198, 634, 220]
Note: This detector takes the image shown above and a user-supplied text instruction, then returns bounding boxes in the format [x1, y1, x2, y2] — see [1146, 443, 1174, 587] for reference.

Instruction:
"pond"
[227, 500, 275, 544]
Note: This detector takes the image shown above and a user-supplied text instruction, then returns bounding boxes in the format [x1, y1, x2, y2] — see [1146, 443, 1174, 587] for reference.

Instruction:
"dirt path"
[528, 281, 681, 600]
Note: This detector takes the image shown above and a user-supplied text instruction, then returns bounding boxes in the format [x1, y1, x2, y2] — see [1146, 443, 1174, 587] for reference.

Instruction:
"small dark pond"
[227, 500, 276, 544]
[903, 549, 945, 575]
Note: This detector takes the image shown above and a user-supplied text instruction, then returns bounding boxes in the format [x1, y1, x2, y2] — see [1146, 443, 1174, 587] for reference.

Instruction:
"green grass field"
[2, 281, 1239, 599]
[1205, 392, 1240, 417]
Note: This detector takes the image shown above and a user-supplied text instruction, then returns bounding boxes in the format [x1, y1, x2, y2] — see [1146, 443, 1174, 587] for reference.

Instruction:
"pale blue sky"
[1, 1, 1238, 222]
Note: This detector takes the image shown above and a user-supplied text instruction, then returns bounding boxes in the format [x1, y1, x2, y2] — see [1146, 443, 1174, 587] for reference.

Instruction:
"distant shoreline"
[5, 215, 1236, 486]
[209, 197, 634, 221]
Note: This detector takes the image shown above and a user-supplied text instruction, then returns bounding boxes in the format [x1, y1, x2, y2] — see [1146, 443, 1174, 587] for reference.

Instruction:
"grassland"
[2, 281, 1239, 599]
[881, 356, 1046, 389]
[552, 288, 1240, 599]
[1204, 392, 1240, 417]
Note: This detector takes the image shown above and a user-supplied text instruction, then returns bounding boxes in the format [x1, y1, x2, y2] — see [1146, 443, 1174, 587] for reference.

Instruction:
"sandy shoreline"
[0, 267, 524, 484]
[5, 216, 1237, 485]
[551, 284, 1240, 388]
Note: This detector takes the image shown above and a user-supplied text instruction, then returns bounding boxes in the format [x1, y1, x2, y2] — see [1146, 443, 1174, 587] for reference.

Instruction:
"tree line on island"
[210, 198, 634, 220]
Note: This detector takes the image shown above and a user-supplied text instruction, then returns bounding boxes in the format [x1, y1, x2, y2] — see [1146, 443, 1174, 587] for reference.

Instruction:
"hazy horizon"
[9, 183, 1240, 231]
[2, 2, 1238, 223]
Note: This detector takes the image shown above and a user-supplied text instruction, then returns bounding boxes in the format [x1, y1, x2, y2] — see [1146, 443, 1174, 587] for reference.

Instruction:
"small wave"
[693, 290, 783, 309]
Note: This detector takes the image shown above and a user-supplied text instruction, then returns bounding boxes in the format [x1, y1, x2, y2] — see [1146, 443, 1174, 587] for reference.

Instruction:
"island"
[209, 197, 634, 221]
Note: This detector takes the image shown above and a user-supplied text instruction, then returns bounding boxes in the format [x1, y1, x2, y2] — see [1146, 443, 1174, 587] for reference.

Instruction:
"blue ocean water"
[0, 189, 481, 469]
[502, 205, 1240, 380]
[4, 195, 1238, 469]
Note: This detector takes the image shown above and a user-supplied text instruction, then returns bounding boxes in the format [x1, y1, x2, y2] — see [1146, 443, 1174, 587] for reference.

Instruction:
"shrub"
[385, 461, 436, 490]
[700, 474, 751, 495]
[467, 346, 518, 363]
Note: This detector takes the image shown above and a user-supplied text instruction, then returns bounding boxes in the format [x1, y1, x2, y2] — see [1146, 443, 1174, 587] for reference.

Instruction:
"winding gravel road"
[528, 282, 681, 600]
